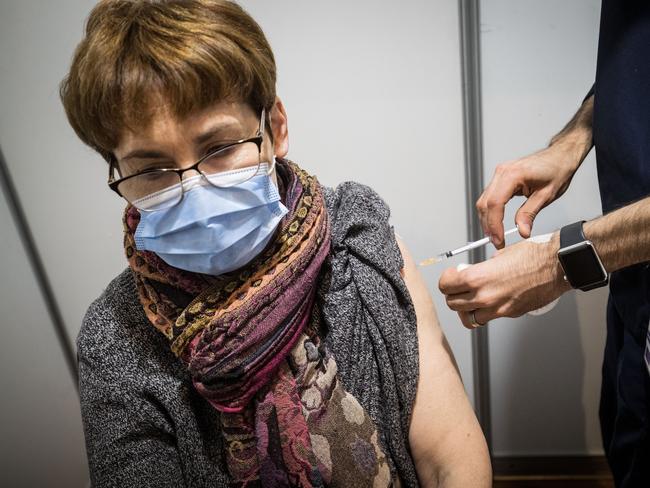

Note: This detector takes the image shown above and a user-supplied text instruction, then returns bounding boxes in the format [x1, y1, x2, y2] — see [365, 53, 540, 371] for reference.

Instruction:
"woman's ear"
[270, 97, 289, 158]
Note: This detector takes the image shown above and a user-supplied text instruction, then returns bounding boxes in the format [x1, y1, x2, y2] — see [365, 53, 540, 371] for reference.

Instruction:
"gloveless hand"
[438, 233, 571, 328]
[476, 143, 583, 249]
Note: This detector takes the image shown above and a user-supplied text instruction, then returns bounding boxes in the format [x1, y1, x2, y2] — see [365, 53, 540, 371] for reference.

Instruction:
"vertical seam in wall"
[458, 0, 492, 452]
[0, 146, 79, 391]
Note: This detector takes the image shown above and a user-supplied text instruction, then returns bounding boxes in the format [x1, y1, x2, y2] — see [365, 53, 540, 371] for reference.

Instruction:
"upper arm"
[78, 334, 186, 488]
[396, 237, 491, 487]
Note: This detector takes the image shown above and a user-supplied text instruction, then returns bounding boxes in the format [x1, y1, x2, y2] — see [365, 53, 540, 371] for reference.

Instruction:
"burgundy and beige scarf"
[123, 160, 397, 487]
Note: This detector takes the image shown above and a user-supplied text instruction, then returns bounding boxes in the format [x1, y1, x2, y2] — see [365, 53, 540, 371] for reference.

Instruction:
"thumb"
[515, 191, 548, 238]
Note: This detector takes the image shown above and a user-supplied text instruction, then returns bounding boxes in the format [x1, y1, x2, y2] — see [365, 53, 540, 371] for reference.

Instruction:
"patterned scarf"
[124, 160, 396, 487]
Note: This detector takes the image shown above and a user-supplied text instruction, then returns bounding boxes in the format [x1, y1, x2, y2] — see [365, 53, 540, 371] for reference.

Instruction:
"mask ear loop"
[265, 158, 277, 176]
[258, 107, 277, 177]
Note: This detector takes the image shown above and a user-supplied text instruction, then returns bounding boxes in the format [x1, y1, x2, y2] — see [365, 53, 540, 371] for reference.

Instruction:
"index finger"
[483, 174, 522, 248]
[477, 171, 502, 237]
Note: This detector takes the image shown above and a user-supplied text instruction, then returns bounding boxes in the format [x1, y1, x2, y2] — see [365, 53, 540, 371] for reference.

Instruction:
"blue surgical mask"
[134, 163, 288, 276]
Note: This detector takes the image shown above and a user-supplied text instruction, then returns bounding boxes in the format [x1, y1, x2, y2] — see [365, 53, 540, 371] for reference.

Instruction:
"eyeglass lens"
[119, 141, 261, 211]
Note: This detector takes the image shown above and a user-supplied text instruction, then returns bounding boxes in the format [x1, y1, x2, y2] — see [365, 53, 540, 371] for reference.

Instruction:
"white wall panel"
[0, 0, 125, 351]
[0, 190, 88, 486]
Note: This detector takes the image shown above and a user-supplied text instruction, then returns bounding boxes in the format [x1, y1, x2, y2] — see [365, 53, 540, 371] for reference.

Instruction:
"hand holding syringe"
[420, 226, 559, 316]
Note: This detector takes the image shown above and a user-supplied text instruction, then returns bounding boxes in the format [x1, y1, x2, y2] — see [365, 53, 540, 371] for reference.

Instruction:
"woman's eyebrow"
[194, 121, 241, 146]
[121, 149, 170, 161]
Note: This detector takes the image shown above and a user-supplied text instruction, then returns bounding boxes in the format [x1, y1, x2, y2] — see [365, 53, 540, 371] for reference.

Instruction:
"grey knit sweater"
[78, 182, 420, 487]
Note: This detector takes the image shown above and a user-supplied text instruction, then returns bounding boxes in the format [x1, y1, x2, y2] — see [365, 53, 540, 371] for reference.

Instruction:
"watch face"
[558, 242, 607, 288]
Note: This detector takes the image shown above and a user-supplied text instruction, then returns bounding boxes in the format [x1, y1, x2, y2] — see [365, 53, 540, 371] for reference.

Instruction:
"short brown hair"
[60, 0, 276, 161]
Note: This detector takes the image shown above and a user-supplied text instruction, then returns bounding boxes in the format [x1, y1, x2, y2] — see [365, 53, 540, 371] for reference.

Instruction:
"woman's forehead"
[116, 100, 256, 155]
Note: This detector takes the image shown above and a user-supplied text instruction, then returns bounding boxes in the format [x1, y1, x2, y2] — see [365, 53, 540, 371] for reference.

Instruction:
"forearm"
[584, 196, 650, 273]
[548, 94, 594, 170]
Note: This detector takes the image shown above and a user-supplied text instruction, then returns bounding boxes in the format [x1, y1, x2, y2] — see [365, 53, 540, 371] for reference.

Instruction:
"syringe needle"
[419, 254, 447, 266]
[419, 227, 519, 267]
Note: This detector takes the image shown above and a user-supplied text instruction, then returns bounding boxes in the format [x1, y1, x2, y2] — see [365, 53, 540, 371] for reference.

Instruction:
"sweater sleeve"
[78, 299, 187, 487]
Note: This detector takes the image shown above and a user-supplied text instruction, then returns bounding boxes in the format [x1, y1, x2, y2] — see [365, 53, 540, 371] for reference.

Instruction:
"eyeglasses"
[108, 109, 271, 211]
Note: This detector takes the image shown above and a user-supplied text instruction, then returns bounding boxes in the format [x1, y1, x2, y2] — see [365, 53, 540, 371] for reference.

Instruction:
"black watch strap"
[560, 220, 586, 248]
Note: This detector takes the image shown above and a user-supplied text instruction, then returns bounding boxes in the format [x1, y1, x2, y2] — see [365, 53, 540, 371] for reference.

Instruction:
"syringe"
[420, 227, 520, 266]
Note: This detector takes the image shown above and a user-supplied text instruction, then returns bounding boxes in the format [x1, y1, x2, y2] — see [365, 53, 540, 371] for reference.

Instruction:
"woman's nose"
[181, 168, 201, 179]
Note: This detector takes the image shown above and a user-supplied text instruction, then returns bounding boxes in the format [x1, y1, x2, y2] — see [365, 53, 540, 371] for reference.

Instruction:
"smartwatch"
[557, 221, 609, 292]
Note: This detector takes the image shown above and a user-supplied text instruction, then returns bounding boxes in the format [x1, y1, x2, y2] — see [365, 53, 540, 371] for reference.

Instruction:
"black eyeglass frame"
[107, 109, 268, 208]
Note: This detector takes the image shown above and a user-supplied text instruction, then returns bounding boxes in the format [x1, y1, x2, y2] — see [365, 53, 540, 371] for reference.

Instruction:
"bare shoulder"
[395, 236, 492, 486]
[395, 235, 442, 336]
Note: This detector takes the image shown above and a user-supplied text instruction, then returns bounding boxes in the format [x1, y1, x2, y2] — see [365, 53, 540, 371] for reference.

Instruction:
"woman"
[61, 1, 491, 486]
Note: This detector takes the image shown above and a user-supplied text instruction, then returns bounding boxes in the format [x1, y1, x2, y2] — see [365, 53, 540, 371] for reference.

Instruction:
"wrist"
[548, 129, 593, 171]
[547, 232, 572, 294]
[583, 219, 615, 273]
[582, 197, 650, 274]
[548, 95, 595, 170]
